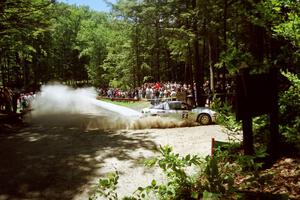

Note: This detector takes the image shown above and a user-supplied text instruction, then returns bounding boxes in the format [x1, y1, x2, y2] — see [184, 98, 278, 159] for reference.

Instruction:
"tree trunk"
[192, 0, 205, 106]
[155, 19, 160, 81]
[1, 50, 6, 86]
[208, 40, 214, 92]
[223, 0, 227, 47]
[134, 24, 139, 87]
[222, 0, 228, 96]
[23, 56, 29, 89]
[7, 54, 11, 87]
[244, 0, 264, 66]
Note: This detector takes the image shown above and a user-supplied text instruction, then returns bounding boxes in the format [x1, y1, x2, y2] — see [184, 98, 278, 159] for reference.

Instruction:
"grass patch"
[98, 98, 151, 110]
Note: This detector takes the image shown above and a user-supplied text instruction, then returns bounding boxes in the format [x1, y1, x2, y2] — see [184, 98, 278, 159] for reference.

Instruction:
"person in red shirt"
[155, 82, 161, 90]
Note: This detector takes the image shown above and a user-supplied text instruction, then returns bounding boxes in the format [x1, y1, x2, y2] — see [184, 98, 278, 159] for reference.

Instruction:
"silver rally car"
[141, 100, 217, 125]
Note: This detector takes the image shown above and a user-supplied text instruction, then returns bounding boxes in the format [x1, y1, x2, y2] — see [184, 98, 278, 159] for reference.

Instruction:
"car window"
[181, 103, 189, 110]
[153, 103, 164, 109]
[169, 102, 182, 110]
[164, 103, 170, 110]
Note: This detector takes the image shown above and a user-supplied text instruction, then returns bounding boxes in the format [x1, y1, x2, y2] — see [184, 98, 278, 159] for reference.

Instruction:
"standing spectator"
[170, 88, 177, 100]
[203, 80, 212, 107]
[107, 88, 112, 98]
[145, 87, 151, 99]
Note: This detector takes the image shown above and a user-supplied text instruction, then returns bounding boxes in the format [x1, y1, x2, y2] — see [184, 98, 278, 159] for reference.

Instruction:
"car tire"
[197, 113, 212, 125]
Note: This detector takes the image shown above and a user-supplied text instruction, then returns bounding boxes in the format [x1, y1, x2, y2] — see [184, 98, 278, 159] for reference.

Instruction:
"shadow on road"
[0, 113, 156, 200]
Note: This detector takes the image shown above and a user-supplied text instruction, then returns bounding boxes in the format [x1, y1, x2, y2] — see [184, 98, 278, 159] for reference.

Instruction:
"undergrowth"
[89, 145, 272, 200]
[90, 71, 299, 200]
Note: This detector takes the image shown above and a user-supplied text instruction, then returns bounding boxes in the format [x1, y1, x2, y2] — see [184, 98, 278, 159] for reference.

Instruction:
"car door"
[166, 102, 185, 118]
[151, 103, 166, 116]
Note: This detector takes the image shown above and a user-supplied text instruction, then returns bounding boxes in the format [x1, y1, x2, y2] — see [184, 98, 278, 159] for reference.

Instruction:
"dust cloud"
[31, 84, 99, 115]
[27, 84, 132, 130]
[130, 116, 198, 129]
[26, 84, 198, 131]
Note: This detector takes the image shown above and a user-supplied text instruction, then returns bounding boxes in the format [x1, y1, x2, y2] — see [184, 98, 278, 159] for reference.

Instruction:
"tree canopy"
[0, 0, 299, 99]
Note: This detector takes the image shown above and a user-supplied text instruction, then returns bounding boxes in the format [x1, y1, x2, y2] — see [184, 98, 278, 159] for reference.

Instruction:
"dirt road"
[0, 114, 236, 200]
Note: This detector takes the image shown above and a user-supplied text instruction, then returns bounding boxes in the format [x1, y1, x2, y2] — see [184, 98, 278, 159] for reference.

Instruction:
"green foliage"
[167, 37, 189, 62]
[201, 155, 235, 195]
[202, 190, 221, 200]
[1, 0, 299, 89]
[252, 115, 271, 144]
[211, 97, 242, 133]
[274, 12, 300, 47]
[50, 4, 91, 82]
[0, 0, 54, 87]
[89, 171, 119, 200]
[211, 70, 300, 155]
[261, 0, 300, 47]
[215, 46, 253, 75]
[1, 0, 299, 90]
[144, 145, 203, 199]
[213, 143, 272, 194]
[279, 71, 300, 149]
[234, 150, 272, 192]
[89, 145, 205, 200]
[89, 141, 283, 200]
[91, 145, 269, 200]
[100, 20, 134, 89]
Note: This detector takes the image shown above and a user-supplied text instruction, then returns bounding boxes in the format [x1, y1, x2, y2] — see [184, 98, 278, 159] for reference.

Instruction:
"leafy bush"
[279, 71, 300, 149]
[211, 97, 242, 133]
[87, 72, 300, 200]
[251, 114, 273, 148]
[90, 145, 270, 200]
[143, 145, 204, 200]
[89, 145, 204, 200]
[214, 44, 254, 75]
[211, 70, 300, 150]
[89, 171, 119, 200]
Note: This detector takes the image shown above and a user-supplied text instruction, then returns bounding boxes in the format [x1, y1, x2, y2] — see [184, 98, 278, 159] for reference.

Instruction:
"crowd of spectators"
[18, 92, 36, 112]
[0, 87, 36, 113]
[98, 82, 195, 100]
[97, 79, 235, 106]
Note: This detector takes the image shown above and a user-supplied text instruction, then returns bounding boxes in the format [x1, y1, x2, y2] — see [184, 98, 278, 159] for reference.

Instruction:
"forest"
[1, 1, 300, 199]
[1, 0, 299, 95]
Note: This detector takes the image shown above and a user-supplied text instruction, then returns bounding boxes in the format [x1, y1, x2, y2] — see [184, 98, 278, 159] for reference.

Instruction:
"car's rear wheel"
[197, 113, 212, 125]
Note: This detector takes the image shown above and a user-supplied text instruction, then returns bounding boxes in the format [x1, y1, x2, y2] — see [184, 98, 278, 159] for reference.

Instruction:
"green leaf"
[185, 154, 191, 161]
[137, 186, 144, 191]
[100, 179, 109, 186]
[151, 179, 157, 186]
[191, 191, 199, 199]
[202, 191, 221, 200]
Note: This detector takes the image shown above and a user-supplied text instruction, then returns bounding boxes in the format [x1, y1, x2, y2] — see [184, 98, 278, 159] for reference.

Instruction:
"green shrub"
[144, 145, 204, 200]
[252, 115, 271, 146]
[211, 71, 300, 151]
[279, 71, 300, 149]
[89, 145, 258, 200]
[211, 97, 242, 133]
[89, 171, 119, 200]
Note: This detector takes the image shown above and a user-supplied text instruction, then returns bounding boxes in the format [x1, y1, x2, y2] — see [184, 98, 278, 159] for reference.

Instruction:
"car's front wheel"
[197, 113, 212, 125]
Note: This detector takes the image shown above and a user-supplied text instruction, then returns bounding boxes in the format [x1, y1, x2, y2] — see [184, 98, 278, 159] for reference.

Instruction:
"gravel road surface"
[0, 113, 238, 200]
